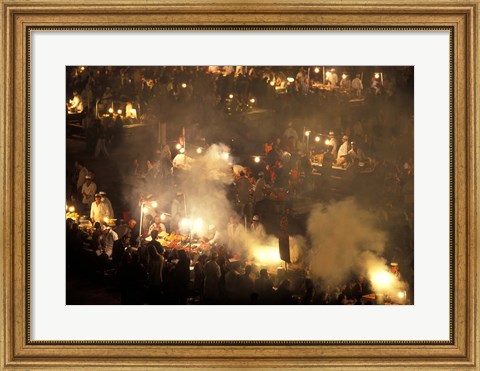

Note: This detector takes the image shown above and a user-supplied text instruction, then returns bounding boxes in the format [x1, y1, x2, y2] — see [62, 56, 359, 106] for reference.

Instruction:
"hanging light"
[254, 156, 261, 163]
[315, 136, 320, 142]
[117, 109, 122, 115]
[181, 83, 187, 88]
[197, 147, 203, 154]
[314, 67, 320, 73]
[228, 94, 234, 99]
[374, 73, 380, 79]
[249, 98, 256, 103]
[304, 130, 311, 137]
[108, 108, 114, 114]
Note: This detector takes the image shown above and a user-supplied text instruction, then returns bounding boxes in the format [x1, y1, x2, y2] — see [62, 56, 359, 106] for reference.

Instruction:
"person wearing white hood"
[98, 191, 114, 219]
[336, 135, 350, 164]
[250, 214, 266, 240]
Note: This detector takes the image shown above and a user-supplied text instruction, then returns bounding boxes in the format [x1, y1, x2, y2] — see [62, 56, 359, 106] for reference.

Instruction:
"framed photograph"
[1, 0, 478, 369]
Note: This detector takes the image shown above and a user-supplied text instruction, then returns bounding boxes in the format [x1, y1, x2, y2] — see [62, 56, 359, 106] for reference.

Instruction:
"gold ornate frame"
[1, 0, 478, 369]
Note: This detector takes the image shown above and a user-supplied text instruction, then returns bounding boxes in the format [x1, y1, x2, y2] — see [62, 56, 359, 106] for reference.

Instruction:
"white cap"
[99, 191, 106, 195]
[390, 262, 398, 267]
[85, 175, 92, 179]
[252, 215, 260, 221]
[329, 131, 334, 136]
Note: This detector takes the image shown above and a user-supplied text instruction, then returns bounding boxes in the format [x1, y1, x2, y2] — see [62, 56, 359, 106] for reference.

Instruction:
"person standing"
[352, 74, 363, 97]
[235, 171, 253, 220]
[74, 160, 89, 197]
[81, 175, 97, 211]
[336, 135, 350, 163]
[250, 215, 267, 240]
[102, 226, 119, 258]
[204, 252, 221, 304]
[148, 215, 167, 236]
[327, 131, 338, 158]
[253, 172, 268, 216]
[90, 193, 109, 224]
[171, 192, 185, 219]
[174, 249, 191, 304]
[98, 191, 114, 219]
[226, 215, 245, 252]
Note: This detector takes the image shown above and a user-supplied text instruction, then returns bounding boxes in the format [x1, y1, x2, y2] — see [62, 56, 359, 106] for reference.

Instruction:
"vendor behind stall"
[99, 191, 114, 219]
[90, 193, 110, 224]
[148, 215, 167, 236]
[206, 224, 222, 246]
[67, 91, 84, 113]
[81, 175, 96, 211]
[347, 141, 368, 163]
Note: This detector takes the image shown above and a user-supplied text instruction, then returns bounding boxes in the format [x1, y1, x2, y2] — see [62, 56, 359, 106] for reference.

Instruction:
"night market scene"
[66, 65, 414, 305]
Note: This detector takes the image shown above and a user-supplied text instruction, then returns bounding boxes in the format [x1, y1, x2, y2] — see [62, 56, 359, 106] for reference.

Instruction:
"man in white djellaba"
[81, 175, 97, 210]
[250, 215, 267, 240]
[90, 193, 110, 224]
[336, 135, 350, 164]
[98, 191, 114, 219]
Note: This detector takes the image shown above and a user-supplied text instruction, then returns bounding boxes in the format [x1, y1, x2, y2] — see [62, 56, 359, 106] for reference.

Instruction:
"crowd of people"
[66, 65, 414, 305]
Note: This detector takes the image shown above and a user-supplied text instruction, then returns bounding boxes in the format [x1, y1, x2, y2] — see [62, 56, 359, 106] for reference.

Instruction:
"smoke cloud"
[307, 198, 387, 284]
[180, 143, 235, 233]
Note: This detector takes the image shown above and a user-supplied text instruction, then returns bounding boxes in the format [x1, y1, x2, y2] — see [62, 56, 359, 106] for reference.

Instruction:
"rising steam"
[307, 198, 387, 284]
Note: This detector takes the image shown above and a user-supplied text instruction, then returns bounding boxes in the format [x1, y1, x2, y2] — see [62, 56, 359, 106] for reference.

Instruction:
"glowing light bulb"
[342, 74, 347, 79]
[371, 271, 393, 290]
[117, 109, 122, 115]
[270, 81, 275, 86]
[375, 73, 380, 79]
[254, 156, 261, 163]
[228, 94, 234, 99]
[176, 143, 181, 150]
[325, 71, 332, 77]
[315, 136, 320, 142]
[325, 139, 330, 145]
[68, 206, 75, 212]
[304, 131, 311, 137]
[160, 214, 166, 221]
[193, 218, 203, 233]
[181, 83, 187, 88]
[108, 108, 114, 114]
[249, 98, 255, 103]
[197, 147, 202, 154]
[143, 206, 149, 213]
[150, 201, 158, 208]
[314, 67, 320, 73]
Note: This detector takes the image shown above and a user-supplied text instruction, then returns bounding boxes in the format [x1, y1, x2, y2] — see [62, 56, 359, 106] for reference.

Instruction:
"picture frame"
[1, 0, 478, 369]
